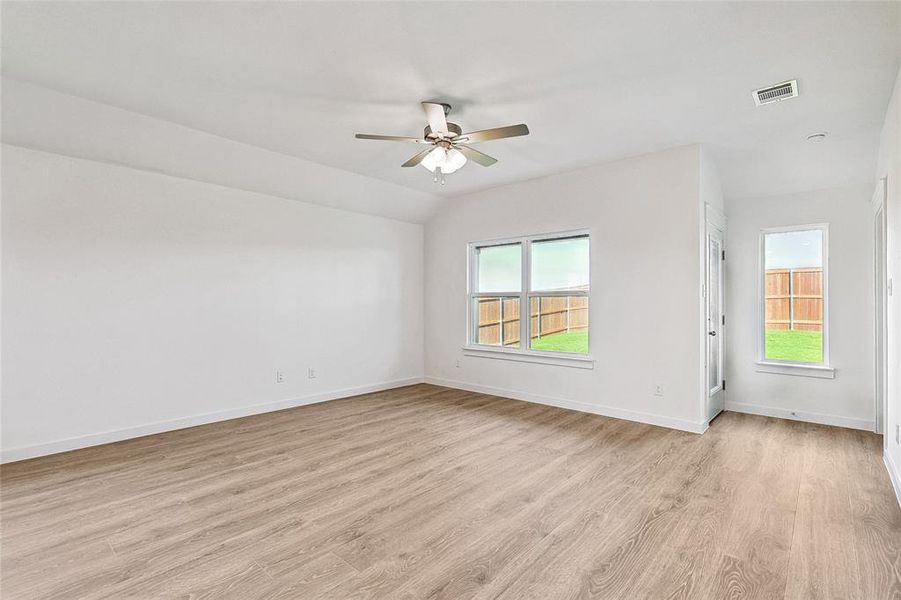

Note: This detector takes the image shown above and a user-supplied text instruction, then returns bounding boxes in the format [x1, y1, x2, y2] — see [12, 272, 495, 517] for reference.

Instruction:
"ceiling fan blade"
[422, 102, 449, 134]
[458, 124, 530, 143]
[401, 147, 434, 168]
[455, 144, 498, 167]
[355, 133, 424, 142]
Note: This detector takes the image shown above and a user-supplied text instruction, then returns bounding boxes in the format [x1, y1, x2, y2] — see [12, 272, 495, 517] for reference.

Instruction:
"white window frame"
[464, 230, 593, 369]
[756, 223, 834, 379]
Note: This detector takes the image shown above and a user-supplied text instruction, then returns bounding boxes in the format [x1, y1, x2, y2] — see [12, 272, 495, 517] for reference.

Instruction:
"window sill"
[755, 361, 835, 379]
[462, 345, 595, 369]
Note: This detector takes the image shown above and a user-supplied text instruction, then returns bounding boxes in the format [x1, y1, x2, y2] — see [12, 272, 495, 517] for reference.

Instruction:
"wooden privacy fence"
[477, 296, 588, 346]
[765, 268, 823, 332]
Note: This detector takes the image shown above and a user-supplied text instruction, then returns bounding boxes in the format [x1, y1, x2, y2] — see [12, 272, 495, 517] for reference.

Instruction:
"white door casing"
[706, 223, 726, 422]
[872, 178, 888, 435]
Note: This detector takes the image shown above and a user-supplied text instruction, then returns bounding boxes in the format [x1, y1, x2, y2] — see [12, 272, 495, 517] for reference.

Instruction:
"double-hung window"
[757, 224, 832, 377]
[468, 232, 590, 360]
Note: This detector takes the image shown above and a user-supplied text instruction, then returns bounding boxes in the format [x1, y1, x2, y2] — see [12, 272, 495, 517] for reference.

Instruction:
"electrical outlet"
[455, 359, 461, 368]
[308, 368, 317, 379]
[654, 384, 664, 397]
[276, 371, 285, 384]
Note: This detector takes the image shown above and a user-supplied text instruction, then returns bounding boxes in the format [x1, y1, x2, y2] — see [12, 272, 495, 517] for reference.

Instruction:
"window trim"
[757, 223, 831, 374]
[466, 229, 592, 365]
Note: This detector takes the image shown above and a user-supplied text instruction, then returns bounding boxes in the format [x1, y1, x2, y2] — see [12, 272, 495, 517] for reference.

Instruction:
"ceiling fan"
[355, 102, 529, 184]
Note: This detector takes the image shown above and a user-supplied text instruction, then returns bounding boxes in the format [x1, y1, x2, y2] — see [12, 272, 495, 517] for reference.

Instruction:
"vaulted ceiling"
[3, 2, 899, 222]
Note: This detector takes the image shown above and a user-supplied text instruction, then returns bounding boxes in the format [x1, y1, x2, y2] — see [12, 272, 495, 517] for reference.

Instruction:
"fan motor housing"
[424, 122, 462, 140]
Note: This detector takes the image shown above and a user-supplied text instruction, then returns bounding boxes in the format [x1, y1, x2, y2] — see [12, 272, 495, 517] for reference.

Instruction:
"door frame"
[703, 203, 727, 424]
[872, 177, 888, 434]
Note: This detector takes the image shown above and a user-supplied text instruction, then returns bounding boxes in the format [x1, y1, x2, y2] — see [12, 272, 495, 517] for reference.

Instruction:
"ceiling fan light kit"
[355, 102, 529, 184]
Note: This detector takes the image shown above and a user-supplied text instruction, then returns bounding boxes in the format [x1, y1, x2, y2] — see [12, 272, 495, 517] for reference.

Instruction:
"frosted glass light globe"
[420, 147, 446, 172]
[419, 146, 467, 174]
[441, 148, 467, 174]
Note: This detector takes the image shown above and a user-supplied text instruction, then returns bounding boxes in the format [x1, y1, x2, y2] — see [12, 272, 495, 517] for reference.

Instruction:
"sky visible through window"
[477, 243, 521, 292]
[476, 237, 589, 292]
[765, 229, 822, 269]
[531, 237, 589, 291]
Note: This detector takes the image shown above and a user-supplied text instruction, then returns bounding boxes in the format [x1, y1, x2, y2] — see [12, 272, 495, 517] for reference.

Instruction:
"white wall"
[724, 186, 875, 430]
[877, 64, 901, 500]
[424, 145, 708, 432]
[700, 147, 725, 215]
[2, 79, 444, 224]
[1, 145, 424, 461]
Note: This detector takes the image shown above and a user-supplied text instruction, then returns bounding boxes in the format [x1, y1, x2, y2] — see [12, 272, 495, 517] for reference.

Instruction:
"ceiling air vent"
[752, 80, 798, 106]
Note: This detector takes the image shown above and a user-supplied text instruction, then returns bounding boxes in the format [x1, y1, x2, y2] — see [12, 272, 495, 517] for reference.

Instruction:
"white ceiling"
[2, 2, 900, 221]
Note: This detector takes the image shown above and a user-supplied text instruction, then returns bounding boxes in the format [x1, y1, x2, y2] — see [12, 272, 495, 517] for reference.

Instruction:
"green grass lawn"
[530, 329, 820, 360]
[765, 329, 823, 362]
[531, 330, 589, 354]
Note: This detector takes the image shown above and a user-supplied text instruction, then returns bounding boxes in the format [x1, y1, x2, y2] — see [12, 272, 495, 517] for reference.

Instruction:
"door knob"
[708, 330, 717, 336]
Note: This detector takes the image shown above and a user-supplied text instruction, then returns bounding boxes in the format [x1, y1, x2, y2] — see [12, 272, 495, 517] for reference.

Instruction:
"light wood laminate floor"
[2, 384, 900, 599]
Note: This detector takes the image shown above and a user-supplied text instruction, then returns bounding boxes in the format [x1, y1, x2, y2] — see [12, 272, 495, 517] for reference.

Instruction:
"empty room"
[2, 1, 900, 598]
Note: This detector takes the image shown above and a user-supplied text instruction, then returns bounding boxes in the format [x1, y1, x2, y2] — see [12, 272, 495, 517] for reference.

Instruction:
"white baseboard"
[885, 450, 901, 509]
[1, 377, 425, 464]
[424, 376, 708, 434]
[724, 401, 874, 431]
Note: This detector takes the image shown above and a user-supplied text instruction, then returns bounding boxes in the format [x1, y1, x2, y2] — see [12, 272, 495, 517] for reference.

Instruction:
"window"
[468, 232, 589, 359]
[759, 224, 829, 370]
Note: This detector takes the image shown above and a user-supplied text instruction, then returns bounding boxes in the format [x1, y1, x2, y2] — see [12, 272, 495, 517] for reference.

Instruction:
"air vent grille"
[752, 80, 798, 106]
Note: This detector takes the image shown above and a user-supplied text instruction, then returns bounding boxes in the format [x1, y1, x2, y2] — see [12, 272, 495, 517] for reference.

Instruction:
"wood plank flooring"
[2, 383, 899, 599]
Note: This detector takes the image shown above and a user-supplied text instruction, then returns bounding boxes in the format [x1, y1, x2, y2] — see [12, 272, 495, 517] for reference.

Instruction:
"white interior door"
[706, 226, 725, 421]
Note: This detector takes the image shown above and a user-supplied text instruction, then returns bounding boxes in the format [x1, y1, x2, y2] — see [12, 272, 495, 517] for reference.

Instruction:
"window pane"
[476, 244, 521, 293]
[529, 296, 588, 354]
[764, 229, 823, 362]
[474, 297, 520, 347]
[530, 236, 589, 292]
